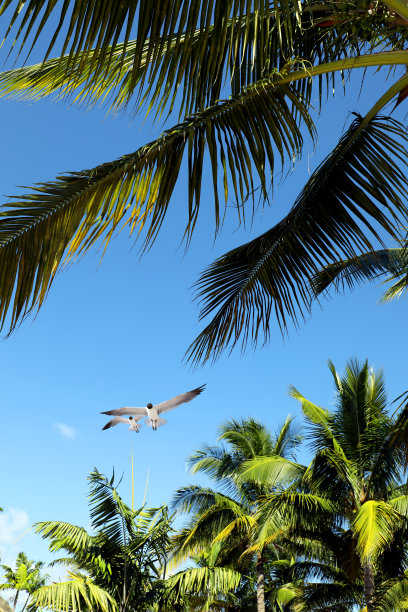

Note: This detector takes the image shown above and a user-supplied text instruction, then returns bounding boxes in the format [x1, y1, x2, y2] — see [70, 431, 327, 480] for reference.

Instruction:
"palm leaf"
[0, 77, 313, 334]
[238, 455, 305, 486]
[0, 6, 395, 119]
[30, 571, 117, 612]
[312, 247, 408, 303]
[353, 500, 401, 561]
[0, 0, 301, 92]
[165, 565, 241, 602]
[186, 113, 408, 365]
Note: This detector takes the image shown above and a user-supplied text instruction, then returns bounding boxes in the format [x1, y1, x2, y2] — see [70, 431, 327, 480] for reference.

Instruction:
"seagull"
[101, 385, 205, 431]
[102, 416, 143, 433]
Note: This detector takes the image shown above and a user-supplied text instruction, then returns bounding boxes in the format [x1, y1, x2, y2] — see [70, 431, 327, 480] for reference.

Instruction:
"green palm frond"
[165, 565, 241, 602]
[0, 77, 313, 334]
[34, 522, 94, 555]
[312, 247, 408, 302]
[260, 492, 337, 530]
[186, 113, 408, 364]
[353, 500, 401, 561]
[375, 575, 408, 612]
[1, 5, 398, 119]
[30, 571, 117, 612]
[238, 455, 305, 486]
[0, 0, 302, 88]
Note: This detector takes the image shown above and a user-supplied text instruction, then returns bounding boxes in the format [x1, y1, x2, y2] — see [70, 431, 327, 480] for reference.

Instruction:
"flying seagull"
[101, 385, 205, 431]
[102, 416, 143, 433]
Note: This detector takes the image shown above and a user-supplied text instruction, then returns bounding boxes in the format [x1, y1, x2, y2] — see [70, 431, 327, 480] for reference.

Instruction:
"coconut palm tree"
[0, 1, 407, 361]
[244, 359, 408, 610]
[171, 416, 304, 611]
[31, 468, 172, 612]
[0, 553, 48, 612]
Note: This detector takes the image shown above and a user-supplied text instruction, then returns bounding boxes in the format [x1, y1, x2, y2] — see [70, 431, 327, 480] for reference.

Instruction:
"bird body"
[102, 385, 205, 431]
[102, 416, 143, 432]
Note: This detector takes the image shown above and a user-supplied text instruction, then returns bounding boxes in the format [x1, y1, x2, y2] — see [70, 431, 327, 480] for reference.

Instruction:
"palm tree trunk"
[256, 553, 265, 612]
[13, 591, 19, 610]
[363, 560, 375, 612]
[21, 593, 30, 612]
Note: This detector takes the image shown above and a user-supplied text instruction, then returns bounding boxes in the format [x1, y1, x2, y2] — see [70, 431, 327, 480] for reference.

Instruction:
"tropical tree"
[0, 2, 407, 360]
[0, 552, 48, 612]
[31, 468, 172, 612]
[245, 359, 408, 610]
[171, 416, 304, 611]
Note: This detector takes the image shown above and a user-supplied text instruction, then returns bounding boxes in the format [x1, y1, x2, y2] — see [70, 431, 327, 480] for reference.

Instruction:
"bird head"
[128, 416, 133, 420]
[147, 403, 153, 409]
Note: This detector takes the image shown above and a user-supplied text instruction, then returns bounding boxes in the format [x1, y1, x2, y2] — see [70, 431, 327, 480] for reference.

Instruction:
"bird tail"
[145, 417, 167, 430]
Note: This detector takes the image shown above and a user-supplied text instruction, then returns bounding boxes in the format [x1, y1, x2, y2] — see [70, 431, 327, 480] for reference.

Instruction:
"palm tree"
[0, 2, 407, 361]
[31, 468, 172, 612]
[0, 553, 48, 612]
[245, 359, 408, 611]
[171, 416, 304, 611]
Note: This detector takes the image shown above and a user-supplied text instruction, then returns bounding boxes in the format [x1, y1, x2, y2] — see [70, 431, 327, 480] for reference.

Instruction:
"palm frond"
[30, 572, 117, 612]
[312, 247, 408, 302]
[165, 566, 241, 602]
[34, 522, 94, 555]
[186, 113, 408, 365]
[0, 5, 396, 119]
[353, 500, 401, 561]
[0, 77, 313, 334]
[238, 455, 305, 487]
[0, 0, 302, 93]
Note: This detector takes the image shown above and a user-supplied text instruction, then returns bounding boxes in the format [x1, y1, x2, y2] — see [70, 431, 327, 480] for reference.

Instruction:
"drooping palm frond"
[312, 247, 408, 303]
[34, 522, 95, 556]
[0, 6, 400, 119]
[30, 571, 117, 612]
[0, 76, 314, 334]
[353, 500, 402, 562]
[0, 0, 304, 88]
[186, 113, 408, 365]
[238, 455, 305, 487]
[165, 565, 242, 604]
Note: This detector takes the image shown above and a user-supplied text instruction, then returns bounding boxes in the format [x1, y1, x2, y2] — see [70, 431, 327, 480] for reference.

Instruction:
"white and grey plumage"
[102, 415, 143, 433]
[101, 385, 205, 431]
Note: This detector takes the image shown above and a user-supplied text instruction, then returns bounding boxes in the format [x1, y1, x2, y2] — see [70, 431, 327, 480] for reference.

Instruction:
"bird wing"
[155, 385, 205, 415]
[101, 407, 146, 416]
[102, 417, 129, 430]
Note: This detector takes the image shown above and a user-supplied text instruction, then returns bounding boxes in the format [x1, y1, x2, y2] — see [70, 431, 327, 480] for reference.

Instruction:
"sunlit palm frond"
[353, 500, 401, 562]
[0, 77, 313, 334]
[238, 455, 305, 487]
[186, 113, 408, 365]
[312, 247, 408, 303]
[30, 572, 117, 612]
[34, 522, 94, 556]
[165, 565, 241, 603]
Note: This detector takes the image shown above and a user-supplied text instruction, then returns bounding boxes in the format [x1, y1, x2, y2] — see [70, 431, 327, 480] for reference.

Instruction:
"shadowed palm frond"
[0, 79, 313, 334]
[1, 6, 398, 119]
[186, 114, 408, 365]
[0, 0, 304, 91]
[312, 247, 408, 303]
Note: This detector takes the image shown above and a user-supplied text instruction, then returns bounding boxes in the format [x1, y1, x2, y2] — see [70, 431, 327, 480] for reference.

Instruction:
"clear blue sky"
[0, 22, 407, 578]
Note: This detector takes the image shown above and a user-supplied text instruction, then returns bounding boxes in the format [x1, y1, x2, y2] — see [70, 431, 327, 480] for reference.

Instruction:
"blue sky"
[0, 25, 407, 581]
